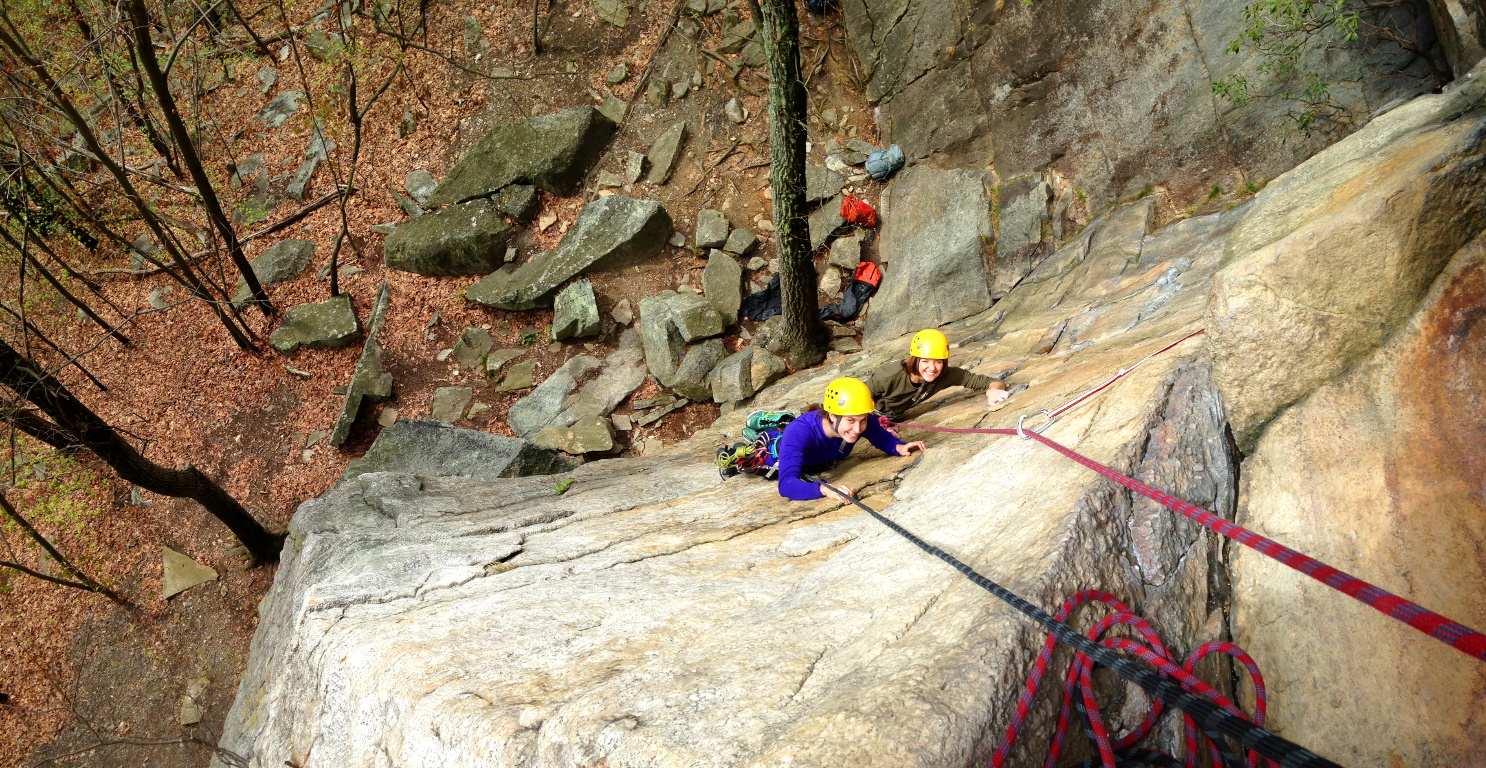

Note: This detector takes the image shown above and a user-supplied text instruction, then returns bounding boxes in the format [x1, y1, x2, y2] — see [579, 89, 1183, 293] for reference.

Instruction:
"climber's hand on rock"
[821, 483, 855, 505]
[897, 441, 927, 456]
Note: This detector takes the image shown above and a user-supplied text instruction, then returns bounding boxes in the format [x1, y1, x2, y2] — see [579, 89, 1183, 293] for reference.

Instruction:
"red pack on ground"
[853, 260, 882, 287]
[841, 194, 878, 228]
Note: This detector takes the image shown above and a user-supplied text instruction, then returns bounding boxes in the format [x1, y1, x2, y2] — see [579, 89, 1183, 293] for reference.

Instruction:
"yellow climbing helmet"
[909, 329, 950, 360]
[822, 377, 875, 416]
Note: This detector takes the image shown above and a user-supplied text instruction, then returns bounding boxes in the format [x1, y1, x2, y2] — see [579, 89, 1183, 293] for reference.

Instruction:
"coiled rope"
[805, 474, 1334, 768]
[894, 332, 1486, 663]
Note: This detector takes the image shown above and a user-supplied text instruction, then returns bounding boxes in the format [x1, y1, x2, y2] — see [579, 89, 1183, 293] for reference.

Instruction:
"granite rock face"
[843, 0, 1445, 209]
[864, 167, 993, 346]
[215, 86, 1486, 768]
[428, 107, 617, 204]
[217, 192, 1242, 765]
[1229, 233, 1486, 767]
[1209, 74, 1486, 451]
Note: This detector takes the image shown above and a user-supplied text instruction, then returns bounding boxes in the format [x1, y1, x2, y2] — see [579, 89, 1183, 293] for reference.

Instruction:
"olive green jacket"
[866, 360, 993, 419]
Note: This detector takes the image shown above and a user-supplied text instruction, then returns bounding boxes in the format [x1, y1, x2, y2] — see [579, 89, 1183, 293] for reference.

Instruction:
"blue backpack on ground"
[805, 0, 828, 13]
[865, 144, 905, 181]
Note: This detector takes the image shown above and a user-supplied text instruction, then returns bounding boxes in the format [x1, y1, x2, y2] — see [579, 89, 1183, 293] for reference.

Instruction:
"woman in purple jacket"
[775, 377, 927, 503]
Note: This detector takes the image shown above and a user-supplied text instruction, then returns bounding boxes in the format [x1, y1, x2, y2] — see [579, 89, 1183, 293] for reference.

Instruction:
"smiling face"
[917, 357, 945, 382]
[833, 413, 869, 442]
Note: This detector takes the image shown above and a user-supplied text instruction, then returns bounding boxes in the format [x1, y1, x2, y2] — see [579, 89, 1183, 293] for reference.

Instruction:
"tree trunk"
[0, 337, 284, 562]
[0, 225, 130, 346]
[66, 0, 184, 179]
[0, 13, 259, 351]
[759, 0, 827, 368]
[0, 493, 124, 603]
[126, 0, 274, 318]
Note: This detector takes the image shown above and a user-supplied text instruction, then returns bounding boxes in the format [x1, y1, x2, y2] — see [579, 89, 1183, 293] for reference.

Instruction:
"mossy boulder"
[269, 294, 361, 354]
[427, 107, 617, 205]
[465, 196, 670, 310]
[383, 199, 513, 276]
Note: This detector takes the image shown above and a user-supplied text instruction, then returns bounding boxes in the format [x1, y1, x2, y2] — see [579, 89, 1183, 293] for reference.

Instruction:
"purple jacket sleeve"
[863, 416, 905, 457]
[775, 421, 823, 501]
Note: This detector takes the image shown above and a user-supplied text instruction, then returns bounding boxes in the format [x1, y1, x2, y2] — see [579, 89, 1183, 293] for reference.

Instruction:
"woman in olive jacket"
[867, 329, 1009, 428]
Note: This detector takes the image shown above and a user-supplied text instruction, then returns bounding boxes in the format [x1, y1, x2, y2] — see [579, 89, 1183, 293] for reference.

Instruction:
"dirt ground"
[0, 1, 883, 766]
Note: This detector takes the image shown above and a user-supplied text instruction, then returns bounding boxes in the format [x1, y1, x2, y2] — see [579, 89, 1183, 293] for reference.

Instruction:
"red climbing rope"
[894, 331, 1486, 664]
[991, 590, 1272, 768]
[1024, 330, 1206, 434]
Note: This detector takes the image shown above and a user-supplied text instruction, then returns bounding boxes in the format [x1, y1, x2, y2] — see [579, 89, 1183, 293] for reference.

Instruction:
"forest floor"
[0, 0, 884, 765]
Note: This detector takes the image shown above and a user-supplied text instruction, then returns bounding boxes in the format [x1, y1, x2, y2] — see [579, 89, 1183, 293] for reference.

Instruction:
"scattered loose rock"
[256, 91, 303, 127]
[611, 298, 635, 325]
[452, 327, 494, 370]
[162, 546, 217, 599]
[671, 338, 727, 400]
[646, 122, 688, 185]
[533, 414, 616, 454]
[722, 228, 757, 255]
[702, 250, 743, 324]
[431, 387, 474, 422]
[695, 208, 730, 249]
[231, 239, 316, 308]
[551, 279, 601, 341]
[404, 170, 439, 205]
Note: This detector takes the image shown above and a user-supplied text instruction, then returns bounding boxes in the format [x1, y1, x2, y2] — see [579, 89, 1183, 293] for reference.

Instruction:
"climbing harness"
[805, 474, 1335, 768]
[716, 411, 797, 479]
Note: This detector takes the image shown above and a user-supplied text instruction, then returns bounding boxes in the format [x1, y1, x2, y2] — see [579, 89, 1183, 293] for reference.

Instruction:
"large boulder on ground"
[269, 294, 361, 354]
[695, 209, 729, 249]
[341, 419, 579, 481]
[427, 107, 617, 205]
[466, 196, 671, 310]
[864, 167, 993, 346]
[809, 194, 846, 251]
[430, 387, 473, 422]
[666, 291, 724, 341]
[639, 293, 686, 386]
[553, 331, 648, 426]
[702, 250, 743, 325]
[330, 283, 394, 446]
[533, 415, 616, 455]
[384, 199, 514, 276]
[1209, 75, 1486, 451]
[231, 239, 316, 308]
[671, 338, 727, 401]
[507, 355, 603, 438]
[806, 163, 844, 203]
[646, 122, 687, 185]
[551, 279, 601, 341]
[707, 345, 785, 403]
